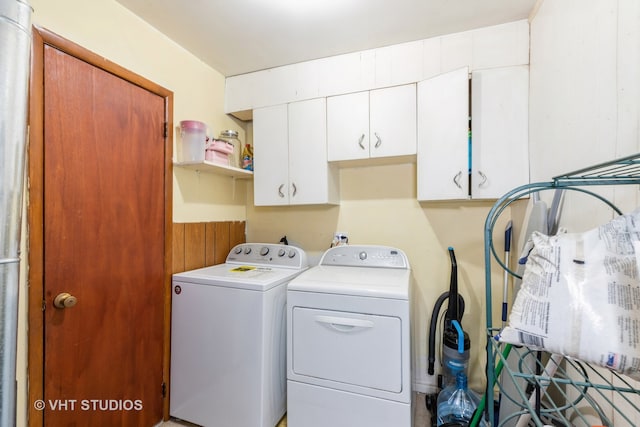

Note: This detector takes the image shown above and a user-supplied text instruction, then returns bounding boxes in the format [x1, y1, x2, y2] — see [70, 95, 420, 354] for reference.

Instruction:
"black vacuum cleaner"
[425, 247, 471, 427]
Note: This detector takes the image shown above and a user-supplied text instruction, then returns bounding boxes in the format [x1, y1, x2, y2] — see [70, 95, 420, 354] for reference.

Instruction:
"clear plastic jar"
[179, 120, 207, 162]
[218, 130, 242, 168]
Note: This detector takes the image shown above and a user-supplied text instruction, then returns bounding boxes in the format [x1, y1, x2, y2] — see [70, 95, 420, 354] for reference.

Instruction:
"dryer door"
[291, 307, 402, 393]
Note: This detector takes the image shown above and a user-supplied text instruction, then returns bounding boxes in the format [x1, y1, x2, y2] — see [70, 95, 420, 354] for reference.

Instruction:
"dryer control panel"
[226, 243, 308, 269]
[319, 245, 409, 269]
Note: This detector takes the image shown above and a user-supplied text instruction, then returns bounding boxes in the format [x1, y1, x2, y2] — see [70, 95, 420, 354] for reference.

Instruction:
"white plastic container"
[179, 120, 207, 162]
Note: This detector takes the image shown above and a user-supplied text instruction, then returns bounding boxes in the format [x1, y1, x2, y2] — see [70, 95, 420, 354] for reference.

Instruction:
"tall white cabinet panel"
[327, 84, 416, 161]
[253, 99, 339, 206]
[417, 65, 529, 201]
[288, 98, 339, 205]
[417, 67, 469, 200]
[253, 104, 289, 206]
[471, 65, 529, 199]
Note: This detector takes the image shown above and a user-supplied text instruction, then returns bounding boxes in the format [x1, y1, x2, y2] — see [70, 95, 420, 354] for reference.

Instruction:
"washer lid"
[173, 263, 307, 291]
[288, 265, 410, 299]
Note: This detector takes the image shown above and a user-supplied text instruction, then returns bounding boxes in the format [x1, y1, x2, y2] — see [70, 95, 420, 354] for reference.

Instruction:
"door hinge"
[161, 382, 166, 398]
[42, 299, 46, 312]
[163, 122, 168, 138]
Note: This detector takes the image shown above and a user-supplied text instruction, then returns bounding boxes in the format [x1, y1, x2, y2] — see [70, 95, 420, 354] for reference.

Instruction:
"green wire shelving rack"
[479, 153, 640, 427]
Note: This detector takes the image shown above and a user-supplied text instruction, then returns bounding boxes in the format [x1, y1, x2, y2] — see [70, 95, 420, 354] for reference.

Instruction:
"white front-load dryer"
[286, 245, 412, 427]
[170, 243, 308, 427]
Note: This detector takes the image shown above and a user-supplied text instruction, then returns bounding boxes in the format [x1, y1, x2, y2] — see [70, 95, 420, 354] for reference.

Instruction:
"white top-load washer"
[286, 245, 412, 427]
[170, 243, 308, 427]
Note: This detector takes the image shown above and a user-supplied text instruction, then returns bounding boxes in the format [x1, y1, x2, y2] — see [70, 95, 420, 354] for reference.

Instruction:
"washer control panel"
[319, 245, 409, 269]
[226, 243, 308, 269]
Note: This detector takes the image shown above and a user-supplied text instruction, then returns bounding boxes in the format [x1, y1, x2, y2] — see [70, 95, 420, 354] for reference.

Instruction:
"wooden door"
[28, 29, 172, 426]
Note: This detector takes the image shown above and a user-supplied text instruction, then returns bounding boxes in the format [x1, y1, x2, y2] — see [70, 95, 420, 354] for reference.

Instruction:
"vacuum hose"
[427, 292, 465, 375]
[427, 247, 466, 376]
[428, 292, 449, 375]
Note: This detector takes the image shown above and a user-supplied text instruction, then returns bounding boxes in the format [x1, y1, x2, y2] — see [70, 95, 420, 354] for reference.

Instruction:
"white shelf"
[174, 160, 253, 179]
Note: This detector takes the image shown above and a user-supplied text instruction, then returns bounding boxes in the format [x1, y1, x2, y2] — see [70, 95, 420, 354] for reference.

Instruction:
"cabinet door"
[327, 91, 369, 161]
[369, 84, 417, 158]
[417, 67, 469, 201]
[253, 104, 290, 206]
[289, 98, 338, 205]
[471, 65, 529, 199]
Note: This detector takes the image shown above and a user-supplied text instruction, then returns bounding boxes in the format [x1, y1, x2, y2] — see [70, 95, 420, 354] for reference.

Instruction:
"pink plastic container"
[205, 139, 233, 165]
[209, 139, 234, 154]
[206, 150, 230, 165]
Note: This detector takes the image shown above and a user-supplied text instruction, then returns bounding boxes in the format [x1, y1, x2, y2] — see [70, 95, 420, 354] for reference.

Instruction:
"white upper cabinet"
[417, 67, 470, 200]
[417, 65, 529, 201]
[326, 91, 369, 161]
[327, 84, 417, 162]
[253, 99, 339, 206]
[253, 104, 289, 206]
[370, 85, 417, 158]
[470, 66, 529, 199]
[288, 98, 339, 205]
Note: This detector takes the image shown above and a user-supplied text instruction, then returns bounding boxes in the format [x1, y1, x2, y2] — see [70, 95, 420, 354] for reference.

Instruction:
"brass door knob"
[53, 292, 78, 309]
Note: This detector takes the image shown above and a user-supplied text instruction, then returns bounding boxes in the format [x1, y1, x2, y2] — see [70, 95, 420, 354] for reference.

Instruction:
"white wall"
[529, 0, 640, 425]
[529, 0, 640, 225]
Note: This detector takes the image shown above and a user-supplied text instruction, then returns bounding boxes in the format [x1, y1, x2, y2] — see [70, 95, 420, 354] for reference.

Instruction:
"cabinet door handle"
[291, 182, 297, 197]
[453, 171, 463, 189]
[358, 133, 366, 150]
[477, 170, 488, 187]
[278, 184, 285, 198]
[374, 132, 382, 148]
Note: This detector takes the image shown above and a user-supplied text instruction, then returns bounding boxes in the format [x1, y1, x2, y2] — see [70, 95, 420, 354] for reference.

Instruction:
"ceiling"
[116, 0, 537, 77]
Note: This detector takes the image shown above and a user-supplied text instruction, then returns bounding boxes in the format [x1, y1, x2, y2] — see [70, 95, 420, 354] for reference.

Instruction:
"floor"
[161, 392, 431, 427]
[161, 415, 288, 427]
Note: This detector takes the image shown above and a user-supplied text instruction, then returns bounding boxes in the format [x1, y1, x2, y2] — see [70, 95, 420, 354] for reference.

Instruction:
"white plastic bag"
[499, 209, 640, 380]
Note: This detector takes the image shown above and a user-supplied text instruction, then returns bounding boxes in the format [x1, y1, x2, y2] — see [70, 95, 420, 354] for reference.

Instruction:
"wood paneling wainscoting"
[172, 221, 246, 273]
